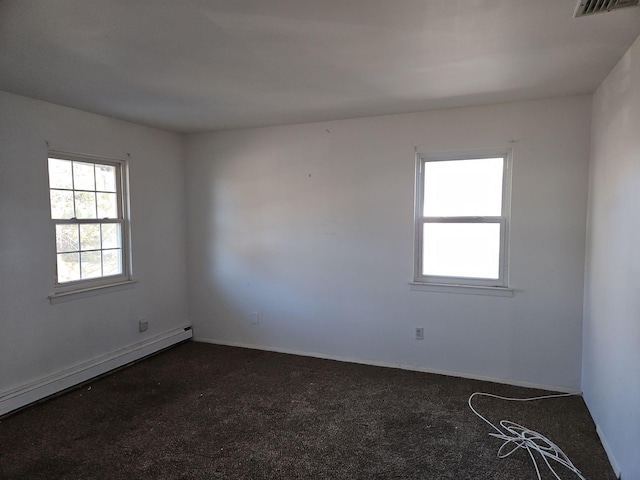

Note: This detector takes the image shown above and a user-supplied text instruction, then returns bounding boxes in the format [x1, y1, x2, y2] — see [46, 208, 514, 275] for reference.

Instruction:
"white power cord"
[468, 392, 588, 480]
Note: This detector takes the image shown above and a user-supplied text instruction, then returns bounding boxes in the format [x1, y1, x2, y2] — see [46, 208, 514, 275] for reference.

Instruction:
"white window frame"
[413, 148, 512, 288]
[48, 150, 133, 295]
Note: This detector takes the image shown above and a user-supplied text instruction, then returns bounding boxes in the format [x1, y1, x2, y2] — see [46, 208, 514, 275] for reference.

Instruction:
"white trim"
[409, 281, 514, 297]
[414, 148, 513, 288]
[595, 424, 622, 479]
[194, 338, 577, 394]
[49, 279, 138, 304]
[47, 150, 133, 293]
[0, 326, 192, 417]
[413, 147, 513, 161]
[48, 149, 127, 164]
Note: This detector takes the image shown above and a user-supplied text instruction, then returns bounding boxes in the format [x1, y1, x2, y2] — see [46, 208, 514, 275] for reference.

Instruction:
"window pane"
[49, 158, 127, 285]
[48, 158, 73, 189]
[57, 252, 80, 283]
[79, 224, 101, 251]
[50, 190, 75, 219]
[101, 224, 121, 249]
[81, 251, 102, 279]
[75, 191, 97, 219]
[422, 223, 501, 279]
[102, 249, 122, 276]
[95, 164, 117, 192]
[424, 157, 504, 217]
[56, 224, 79, 253]
[97, 192, 118, 218]
[73, 162, 95, 191]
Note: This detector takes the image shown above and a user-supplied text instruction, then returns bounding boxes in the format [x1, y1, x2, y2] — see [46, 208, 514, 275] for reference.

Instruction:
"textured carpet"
[0, 341, 615, 479]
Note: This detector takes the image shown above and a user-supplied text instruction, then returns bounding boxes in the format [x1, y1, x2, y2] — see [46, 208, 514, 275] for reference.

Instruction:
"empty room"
[1, 1, 639, 479]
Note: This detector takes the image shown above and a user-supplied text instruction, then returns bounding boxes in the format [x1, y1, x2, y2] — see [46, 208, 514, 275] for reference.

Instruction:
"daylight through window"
[414, 151, 510, 287]
[48, 154, 129, 288]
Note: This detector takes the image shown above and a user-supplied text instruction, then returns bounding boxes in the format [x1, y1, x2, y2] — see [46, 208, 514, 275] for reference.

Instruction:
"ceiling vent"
[574, 0, 640, 17]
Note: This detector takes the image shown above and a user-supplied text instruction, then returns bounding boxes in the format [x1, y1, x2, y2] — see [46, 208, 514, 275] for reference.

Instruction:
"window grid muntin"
[48, 154, 128, 287]
[54, 221, 124, 280]
[49, 158, 121, 221]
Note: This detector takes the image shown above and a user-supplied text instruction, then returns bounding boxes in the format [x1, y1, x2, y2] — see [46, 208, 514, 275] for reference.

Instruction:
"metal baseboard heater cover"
[574, 0, 640, 17]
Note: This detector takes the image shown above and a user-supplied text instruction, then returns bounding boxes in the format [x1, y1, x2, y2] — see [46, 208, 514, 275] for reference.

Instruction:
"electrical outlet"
[251, 311, 260, 325]
[139, 319, 148, 332]
[415, 327, 424, 340]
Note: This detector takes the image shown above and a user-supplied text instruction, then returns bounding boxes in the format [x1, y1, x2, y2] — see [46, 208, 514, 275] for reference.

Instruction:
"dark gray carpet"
[0, 341, 615, 479]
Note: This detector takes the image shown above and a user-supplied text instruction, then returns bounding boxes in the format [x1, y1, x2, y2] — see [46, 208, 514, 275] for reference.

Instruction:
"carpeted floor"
[0, 341, 615, 479]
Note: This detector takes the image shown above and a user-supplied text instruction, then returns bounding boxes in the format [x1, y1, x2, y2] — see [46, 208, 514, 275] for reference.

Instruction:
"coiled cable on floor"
[468, 392, 588, 480]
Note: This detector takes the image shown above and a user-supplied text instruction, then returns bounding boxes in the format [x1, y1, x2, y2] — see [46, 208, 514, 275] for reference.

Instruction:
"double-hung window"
[48, 152, 131, 292]
[414, 150, 511, 288]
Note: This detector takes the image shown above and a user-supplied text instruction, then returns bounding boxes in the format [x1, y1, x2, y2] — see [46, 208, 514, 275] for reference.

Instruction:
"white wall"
[0, 92, 189, 397]
[186, 95, 591, 390]
[583, 34, 640, 480]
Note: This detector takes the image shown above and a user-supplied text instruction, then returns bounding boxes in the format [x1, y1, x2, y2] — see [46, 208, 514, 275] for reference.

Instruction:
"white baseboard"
[195, 337, 579, 394]
[596, 424, 622, 479]
[0, 326, 192, 417]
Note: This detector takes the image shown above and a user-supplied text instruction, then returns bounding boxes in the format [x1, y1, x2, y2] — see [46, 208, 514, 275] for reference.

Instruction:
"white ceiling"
[1, 0, 639, 133]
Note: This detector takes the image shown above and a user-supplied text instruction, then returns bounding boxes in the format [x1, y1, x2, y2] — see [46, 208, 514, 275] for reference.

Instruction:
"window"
[48, 151, 131, 292]
[414, 150, 511, 288]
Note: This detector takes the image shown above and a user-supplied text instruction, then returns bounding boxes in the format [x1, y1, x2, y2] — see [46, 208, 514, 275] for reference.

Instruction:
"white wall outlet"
[139, 319, 149, 332]
[251, 311, 260, 325]
[415, 327, 424, 340]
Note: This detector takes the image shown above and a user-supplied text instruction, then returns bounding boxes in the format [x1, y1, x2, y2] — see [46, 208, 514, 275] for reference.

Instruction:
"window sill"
[49, 280, 138, 304]
[409, 282, 514, 297]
